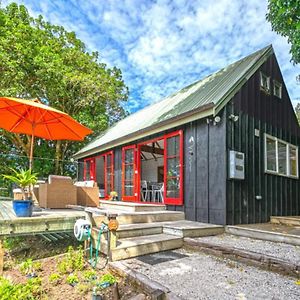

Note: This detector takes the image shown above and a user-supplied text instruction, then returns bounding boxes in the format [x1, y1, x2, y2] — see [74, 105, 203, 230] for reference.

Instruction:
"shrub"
[0, 276, 42, 300]
[83, 269, 97, 281]
[49, 273, 62, 285]
[99, 273, 116, 285]
[20, 259, 33, 275]
[66, 274, 79, 286]
[76, 283, 91, 294]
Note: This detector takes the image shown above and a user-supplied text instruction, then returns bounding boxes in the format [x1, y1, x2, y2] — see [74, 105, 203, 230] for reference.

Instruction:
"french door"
[83, 157, 95, 181]
[121, 130, 183, 205]
[164, 130, 183, 205]
[95, 151, 114, 199]
[122, 145, 137, 201]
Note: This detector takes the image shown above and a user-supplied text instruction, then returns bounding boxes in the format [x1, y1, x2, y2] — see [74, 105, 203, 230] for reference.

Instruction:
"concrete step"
[95, 233, 183, 261]
[162, 220, 224, 237]
[270, 216, 300, 226]
[226, 225, 300, 246]
[92, 211, 185, 226]
[116, 223, 163, 238]
[99, 200, 166, 212]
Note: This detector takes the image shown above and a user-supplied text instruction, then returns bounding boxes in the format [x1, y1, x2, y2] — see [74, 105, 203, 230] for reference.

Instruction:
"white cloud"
[2, 0, 299, 111]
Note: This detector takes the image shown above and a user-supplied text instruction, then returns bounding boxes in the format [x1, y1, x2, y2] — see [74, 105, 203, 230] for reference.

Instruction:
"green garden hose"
[89, 222, 109, 269]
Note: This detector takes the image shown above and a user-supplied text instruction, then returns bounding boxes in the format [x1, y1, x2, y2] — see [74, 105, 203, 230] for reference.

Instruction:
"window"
[289, 146, 298, 177]
[265, 134, 298, 178]
[266, 136, 276, 172]
[273, 80, 282, 98]
[260, 72, 270, 93]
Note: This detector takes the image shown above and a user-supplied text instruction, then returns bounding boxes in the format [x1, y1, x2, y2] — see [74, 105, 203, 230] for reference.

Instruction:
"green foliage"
[83, 269, 97, 281]
[20, 259, 33, 275]
[2, 168, 38, 199]
[57, 245, 85, 274]
[0, 276, 42, 300]
[49, 273, 62, 285]
[57, 259, 69, 274]
[266, 0, 300, 64]
[20, 259, 42, 275]
[76, 283, 91, 294]
[32, 261, 42, 272]
[0, 2, 128, 176]
[3, 236, 24, 250]
[99, 273, 116, 285]
[66, 273, 79, 285]
[2, 168, 38, 188]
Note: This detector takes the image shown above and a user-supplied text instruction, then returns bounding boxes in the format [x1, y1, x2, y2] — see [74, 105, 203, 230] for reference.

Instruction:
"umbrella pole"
[29, 133, 35, 170]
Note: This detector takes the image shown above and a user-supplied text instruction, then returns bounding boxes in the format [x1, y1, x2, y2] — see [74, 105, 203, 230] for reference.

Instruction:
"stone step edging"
[184, 238, 300, 278]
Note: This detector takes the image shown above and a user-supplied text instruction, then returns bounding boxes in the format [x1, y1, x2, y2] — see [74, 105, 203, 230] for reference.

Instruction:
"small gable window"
[260, 72, 270, 93]
[273, 80, 282, 98]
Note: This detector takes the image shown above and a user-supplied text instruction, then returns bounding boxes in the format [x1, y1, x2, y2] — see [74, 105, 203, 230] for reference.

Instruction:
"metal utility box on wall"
[229, 150, 245, 180]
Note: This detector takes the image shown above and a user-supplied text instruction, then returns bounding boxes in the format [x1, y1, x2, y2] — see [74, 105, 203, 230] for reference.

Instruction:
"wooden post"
[0, 239, 4, 276]
[107, 214, 119, 257]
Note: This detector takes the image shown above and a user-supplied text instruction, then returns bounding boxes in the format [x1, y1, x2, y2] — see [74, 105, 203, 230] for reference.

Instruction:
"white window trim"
[264, 133, 299, 178]
[273, 80, 282, 98]
[260, 72, 270, 93]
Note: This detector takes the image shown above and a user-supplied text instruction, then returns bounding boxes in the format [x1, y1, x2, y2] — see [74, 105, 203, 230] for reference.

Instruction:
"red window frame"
[164, 130, 183, 205]
[83, 157, 95, 181]
[122, 145, 137, 201]
[95, 151, 114, 199]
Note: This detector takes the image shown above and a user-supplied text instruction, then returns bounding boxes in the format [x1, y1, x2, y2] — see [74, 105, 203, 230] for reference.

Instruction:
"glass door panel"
[164, 131, 183, 205]
[84, 158, 95, 180]
[122, 145, 137, 201]
[95, 151, 114, 199]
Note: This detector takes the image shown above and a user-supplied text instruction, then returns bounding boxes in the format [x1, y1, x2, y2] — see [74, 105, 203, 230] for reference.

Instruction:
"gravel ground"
[124, 249, 300, 300]
[196, 234, 300, 265]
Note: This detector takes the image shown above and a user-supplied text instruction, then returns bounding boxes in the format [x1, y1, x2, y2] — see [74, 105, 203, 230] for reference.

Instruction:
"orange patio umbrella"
[0, 97, 93, 169]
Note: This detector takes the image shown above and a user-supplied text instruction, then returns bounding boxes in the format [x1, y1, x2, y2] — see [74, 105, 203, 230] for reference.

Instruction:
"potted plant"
[2, 168, 38, 217]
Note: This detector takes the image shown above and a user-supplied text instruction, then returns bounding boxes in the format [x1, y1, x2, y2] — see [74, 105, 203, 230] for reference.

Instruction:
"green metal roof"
[75, 45, 273, 159]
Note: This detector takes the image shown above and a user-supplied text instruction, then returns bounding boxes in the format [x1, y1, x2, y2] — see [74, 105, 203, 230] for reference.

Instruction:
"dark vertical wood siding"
[226, 53, 300, 225]
[169, 113, 227, 225]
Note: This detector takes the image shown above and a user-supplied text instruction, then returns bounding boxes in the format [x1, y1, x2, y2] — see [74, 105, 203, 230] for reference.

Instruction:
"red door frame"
[122, 145, 138, 201]
[83, 157, 95, 180]
[164, 130, 184, 205]
[94, 151, 114, 199]
[136, 136, 164, 203]
[135, 130, 183, 205]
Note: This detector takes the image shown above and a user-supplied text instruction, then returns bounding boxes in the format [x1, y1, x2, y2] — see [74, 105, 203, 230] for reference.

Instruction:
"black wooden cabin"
[75, 45, 300, 225]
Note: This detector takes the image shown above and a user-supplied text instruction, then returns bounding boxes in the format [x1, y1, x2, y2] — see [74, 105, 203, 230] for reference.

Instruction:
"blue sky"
[4, 0, 300, 112]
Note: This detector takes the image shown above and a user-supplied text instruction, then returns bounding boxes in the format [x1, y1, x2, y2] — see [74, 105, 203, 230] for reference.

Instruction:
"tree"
[0, 3, 128, 176]
[266, 0, 300, 65]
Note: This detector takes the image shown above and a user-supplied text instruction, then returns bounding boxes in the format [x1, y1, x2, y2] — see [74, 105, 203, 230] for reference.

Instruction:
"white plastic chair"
[141, 180, 150, 201]
[152, 183, 164, 203]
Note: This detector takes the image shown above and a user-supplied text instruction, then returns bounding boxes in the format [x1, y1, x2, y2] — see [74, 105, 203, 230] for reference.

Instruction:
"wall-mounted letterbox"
[229, 150, 245, 180]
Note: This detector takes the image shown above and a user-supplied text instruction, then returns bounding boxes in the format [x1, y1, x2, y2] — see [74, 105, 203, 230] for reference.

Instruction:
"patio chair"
[141, 180, 150, 201]
[152, 183, 164, 203]
[75, 181, 100, 207]
[39, 175, 77, 209]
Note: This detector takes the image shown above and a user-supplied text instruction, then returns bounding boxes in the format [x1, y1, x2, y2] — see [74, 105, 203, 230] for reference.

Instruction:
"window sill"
[265, 170, 299, 179]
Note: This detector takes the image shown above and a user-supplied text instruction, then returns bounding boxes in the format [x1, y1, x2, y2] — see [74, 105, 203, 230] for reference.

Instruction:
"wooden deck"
[0, 201, 87, 236]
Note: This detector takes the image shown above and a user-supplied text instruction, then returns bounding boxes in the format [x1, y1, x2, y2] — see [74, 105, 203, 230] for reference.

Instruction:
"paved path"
[123, 249, 300, 300]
